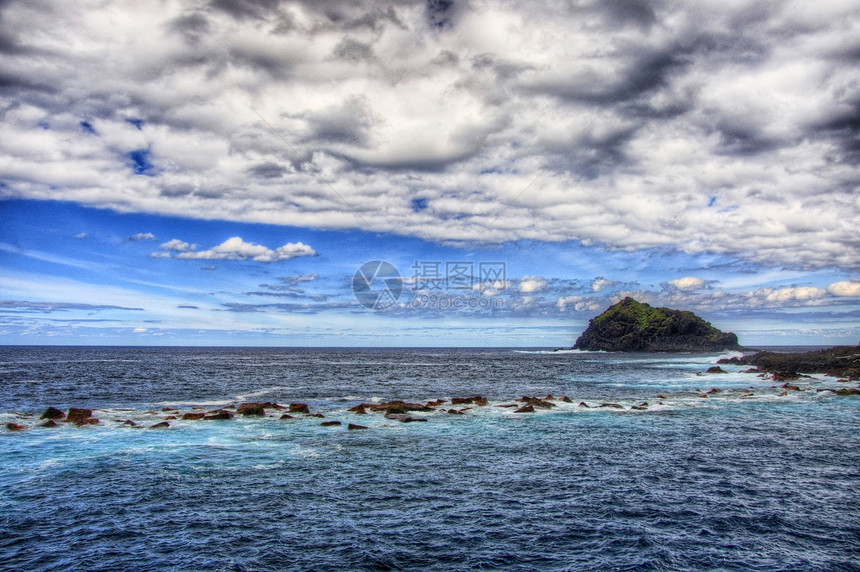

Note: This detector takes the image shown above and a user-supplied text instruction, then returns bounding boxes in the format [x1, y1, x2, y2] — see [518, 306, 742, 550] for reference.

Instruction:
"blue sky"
[1, 1, 859, 346]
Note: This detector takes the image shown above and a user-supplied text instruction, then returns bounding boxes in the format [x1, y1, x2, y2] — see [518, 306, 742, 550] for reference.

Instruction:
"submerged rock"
[573, 297, 741, 352]
[148, 421, 170, 429]
[384, 414, 427, 423]
[320, 421, 342, 427]
[6, 422, 26, 431]
[599, 403, 624, 409]
[347, 423, 368, 430]
[40, 419, 59, 428]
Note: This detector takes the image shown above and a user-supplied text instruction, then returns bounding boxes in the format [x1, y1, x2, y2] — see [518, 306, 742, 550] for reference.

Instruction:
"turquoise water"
[1, 347, 859, 570]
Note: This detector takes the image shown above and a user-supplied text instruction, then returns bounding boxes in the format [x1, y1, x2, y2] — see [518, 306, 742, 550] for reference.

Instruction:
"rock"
[451, 396, 487, 406]
[6, 422, 26, 431]
[496, 403, 518, 408]
[288, 403, 310, 414]
[578, 402, 593, 408]
[148, 421, 170, 429]
[427, 399, 446, 407]
[706, 366, 727, 374]
[40, 407, 65, 420]
[630, 405, 647, 410]
[513, 405, 535, 413]
[124, 420, 138, 427]
[279, 414, 295, 420]
[347, 423, 368, 430]
[559, 396, 573, 403]
[657, 394, 667, 399]
[599, 403, 624, 409]
[706, 388, 723, 394]
[742, 368, 759, 373]
[384, 414, 427, 423]
[781, 383, 800, 391]
[237, 403, 266, 416]
[836, 388, 860, 396]
[165, 415, 178, 420]
[544, 394, 555, 401]
[521, 396, 555, 409]
[204, 411, 234, 420]
[306, 413, 325, 418]
[348, 404, 368, 414]
[573, 297, 742, 352]
[772, 371, 800, 381]
[182, 412, 205, 420]
[161, 407, 177, 412]
[66, 408, 93, 424]
[320, 421, 342, 427]
[447, 408, 465, 415]
[385, 404, 407, 415]
[40, 419, 59, 428]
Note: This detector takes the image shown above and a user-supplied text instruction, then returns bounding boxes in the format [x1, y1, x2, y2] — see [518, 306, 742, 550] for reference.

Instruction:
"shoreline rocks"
[718, 345, 860, 380]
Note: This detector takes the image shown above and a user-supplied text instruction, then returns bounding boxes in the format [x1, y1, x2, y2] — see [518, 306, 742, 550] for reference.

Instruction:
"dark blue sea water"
[1, 347, 859, 571]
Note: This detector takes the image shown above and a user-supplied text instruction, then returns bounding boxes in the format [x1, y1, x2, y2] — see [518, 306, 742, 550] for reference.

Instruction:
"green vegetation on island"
[573, 297, 742, 352]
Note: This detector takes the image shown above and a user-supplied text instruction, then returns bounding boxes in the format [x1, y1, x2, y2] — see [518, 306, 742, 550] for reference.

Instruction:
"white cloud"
[557, 296, 602, 312]
[827, 281, 860, 297]
[667, 277, 706, 291]
[591, 277, 617, 292]
[127, 232, 155, 241]
[175, 237, 316, 263]
[159, 239, 192, 252]
[518, 276, 548, 294]
[759, 287, 828, 303]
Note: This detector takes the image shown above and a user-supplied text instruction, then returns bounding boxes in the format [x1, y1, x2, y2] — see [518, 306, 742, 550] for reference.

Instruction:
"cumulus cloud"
[557, 296, 603, 313]
[518, 276, 548, 294]
[759, 287, 828, 303]
[173, 236, 316, 262]
[827, 281, 860, 297]
[160, 239, 192, 252]
[127, 232, 156, 241]
[591, 277, 618, 292]
[666, 277, 706, 291]
[0, 1, 858, 270]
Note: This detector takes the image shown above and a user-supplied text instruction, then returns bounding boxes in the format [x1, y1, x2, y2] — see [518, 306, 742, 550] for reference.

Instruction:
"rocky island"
[573, 297, 742, 352]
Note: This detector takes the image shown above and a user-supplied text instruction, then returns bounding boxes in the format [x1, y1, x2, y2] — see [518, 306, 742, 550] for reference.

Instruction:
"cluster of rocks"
[718, 345, 860, 380]
[7, 377, 858, 433]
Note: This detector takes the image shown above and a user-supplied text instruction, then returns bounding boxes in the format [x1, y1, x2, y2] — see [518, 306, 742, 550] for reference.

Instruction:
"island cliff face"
[573, 297, 742, 352]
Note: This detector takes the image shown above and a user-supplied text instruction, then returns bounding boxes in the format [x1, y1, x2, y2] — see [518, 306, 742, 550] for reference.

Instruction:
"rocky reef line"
[718, 345, 860, 380]
[5, 371, 860, 433]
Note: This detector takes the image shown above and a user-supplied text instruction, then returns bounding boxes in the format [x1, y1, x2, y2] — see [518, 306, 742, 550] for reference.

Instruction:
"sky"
[0, 0, 859, 347]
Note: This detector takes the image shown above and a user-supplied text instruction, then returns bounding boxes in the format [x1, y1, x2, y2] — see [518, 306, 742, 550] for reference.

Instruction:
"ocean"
[1, 346, 858, 571]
